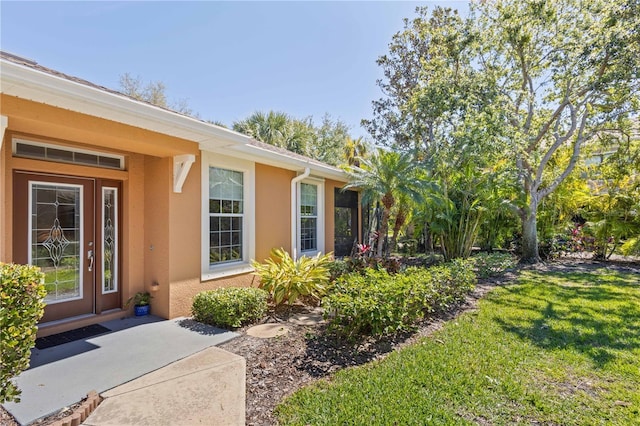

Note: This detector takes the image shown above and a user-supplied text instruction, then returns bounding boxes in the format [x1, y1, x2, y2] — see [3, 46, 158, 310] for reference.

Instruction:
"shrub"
[192, 287, 268, 328]
[328, 259, 350, 282]
[427, 259, 477, 311]
[1, 263, 46, 403]
[251, 248, 333, 306]
[323, 259, 475, 338]
[328, 256, 404, 283]
[472, 252, 518, 279]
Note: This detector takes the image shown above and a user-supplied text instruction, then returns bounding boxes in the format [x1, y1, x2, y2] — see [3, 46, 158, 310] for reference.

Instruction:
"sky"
[1, 1, 470, 139]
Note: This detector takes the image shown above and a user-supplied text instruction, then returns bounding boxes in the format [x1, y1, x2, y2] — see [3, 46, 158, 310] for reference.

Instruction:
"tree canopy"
[233, 111, 363, 167]
[365, 0, 640, 262]
[119, 73, 198, 117]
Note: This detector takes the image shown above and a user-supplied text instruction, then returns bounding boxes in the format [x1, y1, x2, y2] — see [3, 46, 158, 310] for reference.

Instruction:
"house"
[0, 51, 361, 337]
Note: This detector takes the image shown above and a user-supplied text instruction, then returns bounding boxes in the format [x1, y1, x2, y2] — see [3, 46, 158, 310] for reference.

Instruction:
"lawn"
[276, 267, 640, 425]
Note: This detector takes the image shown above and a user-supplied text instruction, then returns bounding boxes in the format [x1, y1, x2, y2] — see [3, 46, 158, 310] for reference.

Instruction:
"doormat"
[35, 324, 111, 350]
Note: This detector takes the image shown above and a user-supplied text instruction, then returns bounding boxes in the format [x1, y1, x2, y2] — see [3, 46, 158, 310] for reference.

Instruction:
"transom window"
[209, 167, 244, 265]
[13, 138, 124, 170]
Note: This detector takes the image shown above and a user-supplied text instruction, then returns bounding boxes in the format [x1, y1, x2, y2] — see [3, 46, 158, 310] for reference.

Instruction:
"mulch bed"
[218, 270, 518, 425]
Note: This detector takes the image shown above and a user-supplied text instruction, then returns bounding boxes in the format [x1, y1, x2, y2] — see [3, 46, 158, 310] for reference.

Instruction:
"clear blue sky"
[1, 1, 469, 139]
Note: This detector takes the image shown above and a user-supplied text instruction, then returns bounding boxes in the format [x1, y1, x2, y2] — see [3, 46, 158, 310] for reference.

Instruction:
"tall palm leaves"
[343, 137, 369, 167]
[343, 149, 423, 257]
[232, 111, 313, 156]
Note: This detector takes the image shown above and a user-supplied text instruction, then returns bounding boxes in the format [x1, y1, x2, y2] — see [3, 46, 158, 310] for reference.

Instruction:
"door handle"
[88, 249, 94, 272]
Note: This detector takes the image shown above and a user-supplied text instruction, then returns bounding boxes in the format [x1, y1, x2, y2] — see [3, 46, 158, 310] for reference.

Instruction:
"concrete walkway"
[2, 316, 239, 425]
[85, 347, 244, 426]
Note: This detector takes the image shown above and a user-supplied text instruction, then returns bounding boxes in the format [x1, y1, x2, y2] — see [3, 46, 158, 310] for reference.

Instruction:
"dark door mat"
[35, 324, 111, 350]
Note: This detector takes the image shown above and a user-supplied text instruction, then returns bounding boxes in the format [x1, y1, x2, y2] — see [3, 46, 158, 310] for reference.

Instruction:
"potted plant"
[125, 291, 152, 316]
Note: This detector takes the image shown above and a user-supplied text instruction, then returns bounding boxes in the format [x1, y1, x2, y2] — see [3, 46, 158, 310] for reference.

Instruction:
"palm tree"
[343, 149, 423, 257]
[390, 193, 413, 255]
[343, 136, 368, 167]
[232, 110, 312, 156]
[233, 111, 289, 147]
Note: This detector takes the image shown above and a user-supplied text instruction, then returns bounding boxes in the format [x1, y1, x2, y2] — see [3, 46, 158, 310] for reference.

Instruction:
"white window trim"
[297, 177, 325, 256]
[201, 151, 255, 281]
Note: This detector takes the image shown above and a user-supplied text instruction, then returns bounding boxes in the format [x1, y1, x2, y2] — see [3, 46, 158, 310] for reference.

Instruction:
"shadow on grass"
[493, 270, 640, 368]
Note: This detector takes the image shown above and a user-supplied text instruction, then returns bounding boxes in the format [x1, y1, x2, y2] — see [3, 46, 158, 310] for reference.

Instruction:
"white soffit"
[226, 143, 348, 182]
[0, 59, 249, 149]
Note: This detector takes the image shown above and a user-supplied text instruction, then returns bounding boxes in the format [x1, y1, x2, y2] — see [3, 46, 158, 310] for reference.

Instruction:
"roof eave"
[224, 143, 348, 181]
[0, 59, 251, 148]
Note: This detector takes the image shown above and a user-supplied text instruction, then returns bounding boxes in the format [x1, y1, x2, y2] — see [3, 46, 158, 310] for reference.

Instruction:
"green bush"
[192, 287, 268, 328]
[472, 252, 518, 279]
[323, 259, 476, 338]
[327, 259, 350, 282]
[1, 263, 46, 403]
[329, 256, 404, 280]
[251, 248, 333, 306]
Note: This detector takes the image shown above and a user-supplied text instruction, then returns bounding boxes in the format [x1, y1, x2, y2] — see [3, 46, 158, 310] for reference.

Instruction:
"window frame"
[201, 152, 255, 280]
[297, 177, 325, 256]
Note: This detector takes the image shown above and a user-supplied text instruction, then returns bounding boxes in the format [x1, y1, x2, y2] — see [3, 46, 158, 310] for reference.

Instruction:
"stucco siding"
[255, 163, 295, 261]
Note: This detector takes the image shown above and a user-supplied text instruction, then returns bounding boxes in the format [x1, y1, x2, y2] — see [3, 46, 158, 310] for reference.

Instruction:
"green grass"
[276, 268, 640, 425]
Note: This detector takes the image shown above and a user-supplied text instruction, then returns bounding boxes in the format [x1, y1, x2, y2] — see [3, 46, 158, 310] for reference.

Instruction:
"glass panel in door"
[96, 179, 122, 313]
[102, 187, 118, 294]
[30, 183, 83, 303]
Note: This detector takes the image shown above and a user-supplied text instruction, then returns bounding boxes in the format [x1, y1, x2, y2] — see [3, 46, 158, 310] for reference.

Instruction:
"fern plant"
[251, 248, 333, 306]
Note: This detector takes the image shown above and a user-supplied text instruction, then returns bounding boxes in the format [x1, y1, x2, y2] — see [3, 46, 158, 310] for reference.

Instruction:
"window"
[201, 152, 255, 280]
[13, 138, 125, 170]
[209, 167, 244, 265]
[298, 179, 324, 254]
[300, 183, 318, 251]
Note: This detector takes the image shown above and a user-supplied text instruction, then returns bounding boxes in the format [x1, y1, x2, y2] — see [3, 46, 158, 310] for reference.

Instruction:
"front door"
[13, 172, 122, 323]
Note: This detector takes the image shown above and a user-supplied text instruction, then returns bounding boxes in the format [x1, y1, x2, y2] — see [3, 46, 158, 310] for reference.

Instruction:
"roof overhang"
[1, 56, 350, 182]
[0, 59, 249, 149]
[225, 142, 348, 181]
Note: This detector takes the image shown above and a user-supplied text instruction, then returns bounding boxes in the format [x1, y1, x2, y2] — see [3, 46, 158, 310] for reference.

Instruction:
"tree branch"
[534, 103, 578, 185]
[538, 106, 590, 199]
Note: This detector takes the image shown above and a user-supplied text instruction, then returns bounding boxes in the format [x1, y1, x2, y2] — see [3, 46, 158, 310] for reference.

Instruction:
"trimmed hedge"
[192, 287, 268, 328]
[1, 263, 46, 403]
[323, 259, 476, 338]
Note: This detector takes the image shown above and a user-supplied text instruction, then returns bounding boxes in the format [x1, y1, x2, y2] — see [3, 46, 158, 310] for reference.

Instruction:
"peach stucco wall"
[255, 163, 296, 261]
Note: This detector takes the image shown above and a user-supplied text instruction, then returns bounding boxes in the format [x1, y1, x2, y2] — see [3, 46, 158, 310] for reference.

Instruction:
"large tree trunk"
[521, 200, 540, 263]
[377, 208, 390, 257]
[390, 208, 407, 255]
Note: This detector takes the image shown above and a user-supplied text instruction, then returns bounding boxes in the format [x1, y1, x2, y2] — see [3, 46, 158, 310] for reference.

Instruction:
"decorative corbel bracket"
[173, 154, 196, 193]
[0, 115, 8, 151]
